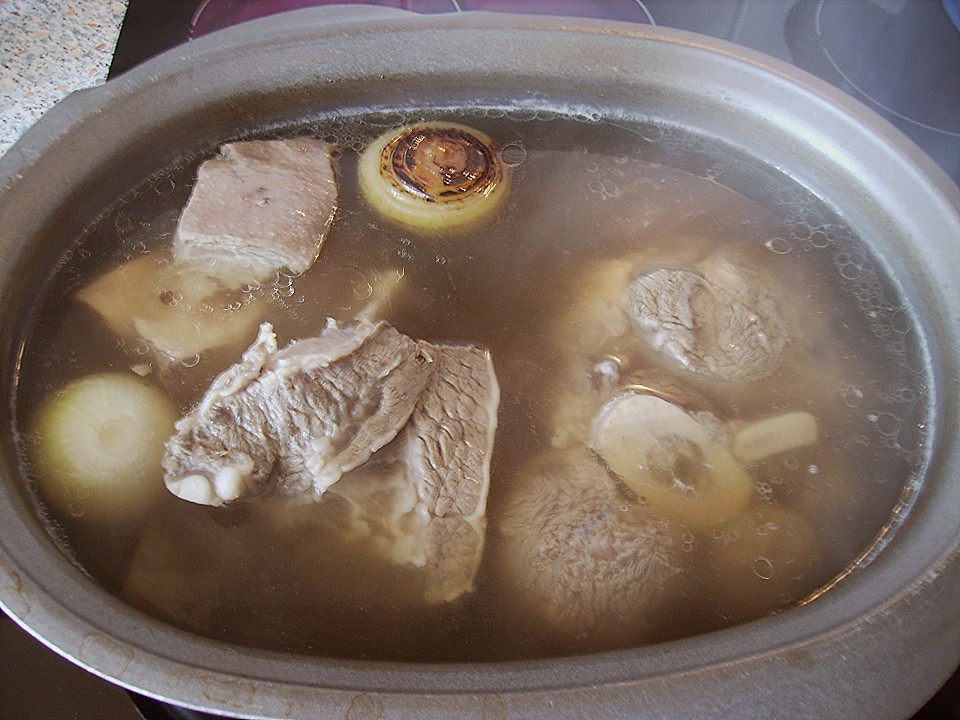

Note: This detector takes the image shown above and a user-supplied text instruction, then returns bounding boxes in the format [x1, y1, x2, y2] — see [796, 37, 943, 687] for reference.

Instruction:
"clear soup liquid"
[15, 110, 927, 661]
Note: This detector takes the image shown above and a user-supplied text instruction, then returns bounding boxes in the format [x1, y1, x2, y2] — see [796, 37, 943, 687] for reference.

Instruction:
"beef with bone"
[161, 321, 500, 602]
[162, 320, 434, 505]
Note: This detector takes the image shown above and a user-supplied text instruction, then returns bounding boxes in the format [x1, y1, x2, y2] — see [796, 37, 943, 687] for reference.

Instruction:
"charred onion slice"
[358, 122, 509, 231]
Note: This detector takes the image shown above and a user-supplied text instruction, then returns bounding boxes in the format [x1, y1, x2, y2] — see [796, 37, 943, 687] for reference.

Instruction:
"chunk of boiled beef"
[625, 257, 787, 382]
[498, 449, 682, 648]
[173, 138, 338, 289]
[329, 342, 499, 603]
[547, 255, 719, 450]
[162, 320, 433, 506]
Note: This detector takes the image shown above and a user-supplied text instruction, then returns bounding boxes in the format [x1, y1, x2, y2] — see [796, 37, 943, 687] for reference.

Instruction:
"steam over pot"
[1, 6, 960, 719]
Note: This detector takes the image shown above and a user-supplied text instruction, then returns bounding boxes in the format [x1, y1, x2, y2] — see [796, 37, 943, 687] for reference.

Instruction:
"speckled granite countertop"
[0, 0, 128, 157]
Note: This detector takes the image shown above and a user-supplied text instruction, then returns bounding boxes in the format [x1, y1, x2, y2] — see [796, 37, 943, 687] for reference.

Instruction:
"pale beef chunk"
[162, 320, 433, 506]
[498, 449, 681, 648]
[173, 138, 338, 289]
[625, 257, 787, 382]
[548, 256, 716, 450]
[330, 343, 499, 603]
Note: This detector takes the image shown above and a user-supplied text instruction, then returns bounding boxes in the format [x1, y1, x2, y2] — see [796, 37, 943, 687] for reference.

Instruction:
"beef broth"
[13, 112, 928, 661]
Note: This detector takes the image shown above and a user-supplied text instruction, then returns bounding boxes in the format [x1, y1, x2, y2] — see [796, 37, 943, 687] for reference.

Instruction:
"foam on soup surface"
[13, 111, 927, 661]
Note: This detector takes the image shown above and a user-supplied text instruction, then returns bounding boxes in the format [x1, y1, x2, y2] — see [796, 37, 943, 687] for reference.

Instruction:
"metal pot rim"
[2, 7, 959, 718]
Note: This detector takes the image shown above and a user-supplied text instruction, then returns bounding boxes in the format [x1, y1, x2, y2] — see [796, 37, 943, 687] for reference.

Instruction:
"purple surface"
[190, 0, 654, 37]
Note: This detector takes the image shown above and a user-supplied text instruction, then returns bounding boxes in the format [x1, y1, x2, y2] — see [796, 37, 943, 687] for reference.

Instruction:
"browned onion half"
[358, 122, 510, 232]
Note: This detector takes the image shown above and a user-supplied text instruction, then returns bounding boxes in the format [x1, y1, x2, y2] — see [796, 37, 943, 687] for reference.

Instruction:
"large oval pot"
[2, 7, 959, 719]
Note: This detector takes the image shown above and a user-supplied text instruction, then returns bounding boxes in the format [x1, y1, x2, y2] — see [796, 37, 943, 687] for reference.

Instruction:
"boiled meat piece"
[625, 257, 787, 382]
[498, 449, 682, 647]
[162, 320, 433, 506]
[76, 251, 264, 363]
[548, 256, 716, 449]
[553, 257, 636, 361]
[407, 342, 497, 526]
[548, 257, 643, 449]
[174, 138, 338, 289]
[330, 343, 499, 603]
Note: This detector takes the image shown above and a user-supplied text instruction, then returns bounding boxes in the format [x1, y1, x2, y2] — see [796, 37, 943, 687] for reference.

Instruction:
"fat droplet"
[753, 557, 775, 580]
[499, 143, 527, 167]
[873, 413, 902, 437]
[764, 237, 792, 254]
[839, 263, 862, 281]
[891, 308, 913, 334]
[840, 383, 864, 408]
[153, 177, 176, 196]
[353, 282, 373, 300]
[897, 387, 918, 403]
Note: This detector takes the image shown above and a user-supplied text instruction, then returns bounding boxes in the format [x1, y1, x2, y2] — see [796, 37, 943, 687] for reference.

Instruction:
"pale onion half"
[29, 373, 179, 522]
[590, 392, 754, 530]
[358, 122, 510, 232]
